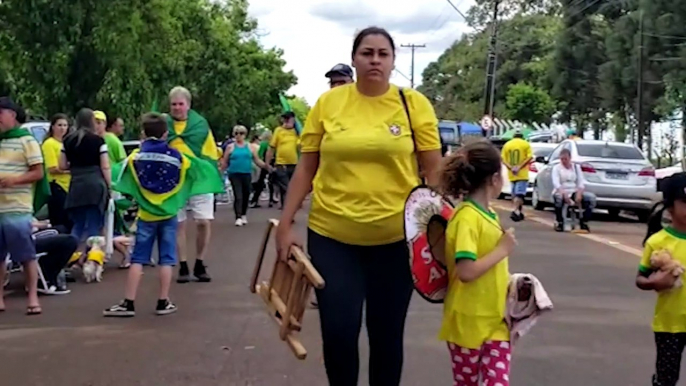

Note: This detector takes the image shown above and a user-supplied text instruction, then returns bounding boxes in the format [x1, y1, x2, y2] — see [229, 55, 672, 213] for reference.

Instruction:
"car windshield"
[533, 147, 554, 158]
[576, 143, 644, 160]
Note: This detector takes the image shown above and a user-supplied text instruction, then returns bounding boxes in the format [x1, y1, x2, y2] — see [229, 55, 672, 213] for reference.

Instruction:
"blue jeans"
[131, 217, 178, 266]
[70, 206, 104, 243]
[553, 191, 597, 223]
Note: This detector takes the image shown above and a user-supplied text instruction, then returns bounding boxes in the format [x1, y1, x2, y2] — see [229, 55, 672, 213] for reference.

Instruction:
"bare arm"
[279, 153, 319, 224]
[220, 144, 234, 171]
[59, 151, 69, 171]
[265, 147, 275, 166]
[417, 149, 442, 186]
[454, 246, 509, 283]
[252, 147, 269, 170]
[100, 153, 111, 188]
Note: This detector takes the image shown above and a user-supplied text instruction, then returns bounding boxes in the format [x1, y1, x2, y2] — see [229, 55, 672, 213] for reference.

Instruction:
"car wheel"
[532, 186, 545, 211]
[607, 208, 620, 218]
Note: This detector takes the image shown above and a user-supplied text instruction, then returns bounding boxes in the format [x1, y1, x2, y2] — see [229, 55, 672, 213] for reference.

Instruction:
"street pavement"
[0, 200, 672, 386]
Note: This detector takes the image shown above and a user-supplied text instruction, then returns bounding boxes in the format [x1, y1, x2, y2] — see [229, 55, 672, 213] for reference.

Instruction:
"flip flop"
[26, 306, 42, 316]
[118, 262, 131, 269]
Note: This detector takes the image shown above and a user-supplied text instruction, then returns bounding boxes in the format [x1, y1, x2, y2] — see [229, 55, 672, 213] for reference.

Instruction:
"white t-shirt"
[552, 163, 586, 195]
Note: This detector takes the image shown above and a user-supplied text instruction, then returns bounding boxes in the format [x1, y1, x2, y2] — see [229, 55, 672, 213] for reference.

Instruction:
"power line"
[400, 44, 426, 88]
[444, 0, 468, 21]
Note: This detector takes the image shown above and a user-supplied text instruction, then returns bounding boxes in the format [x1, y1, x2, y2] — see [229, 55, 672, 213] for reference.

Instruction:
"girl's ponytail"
[643, 201, 666, 246]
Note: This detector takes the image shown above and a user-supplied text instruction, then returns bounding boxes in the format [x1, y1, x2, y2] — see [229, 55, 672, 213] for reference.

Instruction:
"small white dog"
[83, 237, 106, 283]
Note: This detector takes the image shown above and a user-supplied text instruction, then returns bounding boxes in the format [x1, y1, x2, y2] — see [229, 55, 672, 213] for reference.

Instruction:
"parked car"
[501, 142, 557, 198]
[21, 121, 50, 144]
[531, 140, 660, 221]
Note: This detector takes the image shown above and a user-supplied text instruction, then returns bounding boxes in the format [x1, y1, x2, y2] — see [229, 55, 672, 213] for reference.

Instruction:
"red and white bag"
[404, 186, 455, 303]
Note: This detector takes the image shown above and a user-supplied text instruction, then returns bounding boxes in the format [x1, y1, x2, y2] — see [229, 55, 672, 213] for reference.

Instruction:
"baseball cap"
[0, 97, 26, 123]
[94, 110, 107, 121]
[325, 63, 354, 79]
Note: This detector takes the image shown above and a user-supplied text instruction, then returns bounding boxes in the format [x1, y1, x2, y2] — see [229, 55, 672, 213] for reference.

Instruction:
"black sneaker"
[177, 264, 190, 284]
[249, 202, 261, 208]
[510, 211, 523, 222]
[554, 223, 564, 232]
[193, 261, 212, 283]
[580, 222, 590, 232]
[103, 300, 135, 317]
[155, 299, 177, 316]
[518, 211, 525, 221]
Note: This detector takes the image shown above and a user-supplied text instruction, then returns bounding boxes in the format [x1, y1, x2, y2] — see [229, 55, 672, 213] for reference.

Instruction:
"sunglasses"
[236, 131, 247, 135]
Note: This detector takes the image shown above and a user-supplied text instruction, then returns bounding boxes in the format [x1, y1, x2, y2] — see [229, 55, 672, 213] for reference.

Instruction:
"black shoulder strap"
[398, 88, 415, 150]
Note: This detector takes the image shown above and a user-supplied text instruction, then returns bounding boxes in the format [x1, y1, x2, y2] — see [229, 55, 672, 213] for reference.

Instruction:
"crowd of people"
[1, 25, 684, 386]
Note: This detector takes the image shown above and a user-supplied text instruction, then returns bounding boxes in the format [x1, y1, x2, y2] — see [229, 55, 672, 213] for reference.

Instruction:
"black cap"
[280, 111, 295, 119]
[325, 63, 354, 79]
[0, 97, 25, 123]
[663, 172, 686, 205]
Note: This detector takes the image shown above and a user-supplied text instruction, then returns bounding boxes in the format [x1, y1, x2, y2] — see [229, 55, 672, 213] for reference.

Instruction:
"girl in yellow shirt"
[439, 139, 517, 386]
[41, 113, 72, 230]
[637, 172, 686, 386]
[275, 27, 442, 386]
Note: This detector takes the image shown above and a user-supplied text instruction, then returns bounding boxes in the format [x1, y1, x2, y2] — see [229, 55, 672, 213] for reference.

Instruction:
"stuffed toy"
[650, 249, 685, 288]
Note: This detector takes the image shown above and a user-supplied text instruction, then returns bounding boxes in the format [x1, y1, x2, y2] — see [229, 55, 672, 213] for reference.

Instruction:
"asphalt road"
[0, 200, 672, 386]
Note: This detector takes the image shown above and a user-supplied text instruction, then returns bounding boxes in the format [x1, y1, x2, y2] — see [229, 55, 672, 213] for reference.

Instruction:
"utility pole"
[483, 0, 500, 117]
[636, 9, 645, 149]
[401, 44, 425, 88]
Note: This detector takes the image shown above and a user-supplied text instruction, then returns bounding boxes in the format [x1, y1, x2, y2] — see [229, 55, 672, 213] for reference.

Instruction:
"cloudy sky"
[248, 0, 475, 105]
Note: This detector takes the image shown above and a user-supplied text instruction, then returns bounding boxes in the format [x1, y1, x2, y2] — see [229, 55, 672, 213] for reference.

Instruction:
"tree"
[419, 13, 561, 122]
[504, 82, 555, 122]
[0, 0, 296, 139]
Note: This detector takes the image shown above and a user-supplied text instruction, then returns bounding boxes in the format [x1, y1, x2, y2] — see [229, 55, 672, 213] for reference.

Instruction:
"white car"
[501, 142, 557, 198]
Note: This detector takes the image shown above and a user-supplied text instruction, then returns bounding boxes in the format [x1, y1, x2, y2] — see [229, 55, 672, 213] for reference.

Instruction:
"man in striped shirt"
[0, 97, 45, 315]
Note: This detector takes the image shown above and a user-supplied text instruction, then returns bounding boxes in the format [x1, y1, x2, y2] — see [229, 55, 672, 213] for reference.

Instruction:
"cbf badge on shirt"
[404, 185, 454, 303]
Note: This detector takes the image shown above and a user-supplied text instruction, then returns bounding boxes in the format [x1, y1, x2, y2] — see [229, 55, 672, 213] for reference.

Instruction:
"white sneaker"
[235, 218, 244, 226]
[241, 216, 248, 225]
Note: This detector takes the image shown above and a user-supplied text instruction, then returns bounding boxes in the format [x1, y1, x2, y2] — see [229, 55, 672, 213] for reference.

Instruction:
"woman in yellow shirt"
[637, 172, 686, 386]
[275, 27, 442, 386]
[41, 113, 72, 231]
[439, 140, 516, 386]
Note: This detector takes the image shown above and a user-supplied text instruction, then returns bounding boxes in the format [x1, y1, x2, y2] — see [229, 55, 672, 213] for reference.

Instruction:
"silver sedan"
[531, 140, 661, 222]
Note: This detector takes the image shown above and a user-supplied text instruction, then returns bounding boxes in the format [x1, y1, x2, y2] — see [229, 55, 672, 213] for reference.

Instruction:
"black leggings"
[229, 173, 251, 218]
[653, 332, 686, 386]
[48, 182, 72, 232]
[308, 229, 413, 386]
[35, 233, 78, 286]
[250, 168, 275, 204]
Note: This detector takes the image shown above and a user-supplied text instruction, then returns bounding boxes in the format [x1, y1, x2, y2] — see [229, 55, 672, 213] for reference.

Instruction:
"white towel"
[505, 273, 553, 345]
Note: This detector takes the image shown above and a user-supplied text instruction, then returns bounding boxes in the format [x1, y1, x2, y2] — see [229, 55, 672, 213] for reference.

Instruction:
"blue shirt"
[227, 143, 253, 174]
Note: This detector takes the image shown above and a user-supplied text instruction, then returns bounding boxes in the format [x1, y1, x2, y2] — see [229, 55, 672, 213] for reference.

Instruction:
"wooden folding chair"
[250, 219, 325, 360]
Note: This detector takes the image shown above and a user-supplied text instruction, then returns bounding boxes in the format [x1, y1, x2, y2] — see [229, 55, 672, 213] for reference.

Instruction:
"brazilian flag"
[279, 94, 303, 135]
[111, 140, 224, 220]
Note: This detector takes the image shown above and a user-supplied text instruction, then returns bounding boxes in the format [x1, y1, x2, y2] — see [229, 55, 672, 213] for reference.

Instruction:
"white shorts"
[177, 193, 215, 222]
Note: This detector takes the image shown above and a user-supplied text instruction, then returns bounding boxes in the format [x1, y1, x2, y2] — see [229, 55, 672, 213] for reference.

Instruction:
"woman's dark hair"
[106, 115, 120, 130]
[48, 113, 69, 138]
[440, 139, 501, 197]
[644, 201, 667, 246]
[352, 26, 396, 57]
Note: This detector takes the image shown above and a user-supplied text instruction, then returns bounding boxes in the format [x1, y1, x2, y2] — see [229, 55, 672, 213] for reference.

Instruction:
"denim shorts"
[131, 216, 178, 266]
[511, 180, 528, 197]
[0, 214, 36, 263]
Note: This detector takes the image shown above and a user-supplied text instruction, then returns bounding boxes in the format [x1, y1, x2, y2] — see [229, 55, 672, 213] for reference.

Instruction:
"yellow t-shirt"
[169, 120, 220, 161]
[0, 135, 43, 215]
[269, 126, 299, 165]
[300, 83, 441, 246]
[439, 200, 510, 349]
[640, 228, 686, 333]
[41, 137, 70, 192]
[501, 138, 532, 182]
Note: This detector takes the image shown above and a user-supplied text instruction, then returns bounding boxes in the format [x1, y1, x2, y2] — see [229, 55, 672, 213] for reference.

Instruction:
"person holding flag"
[166, 86, 222, 283]
[104, 112, 224, 317]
